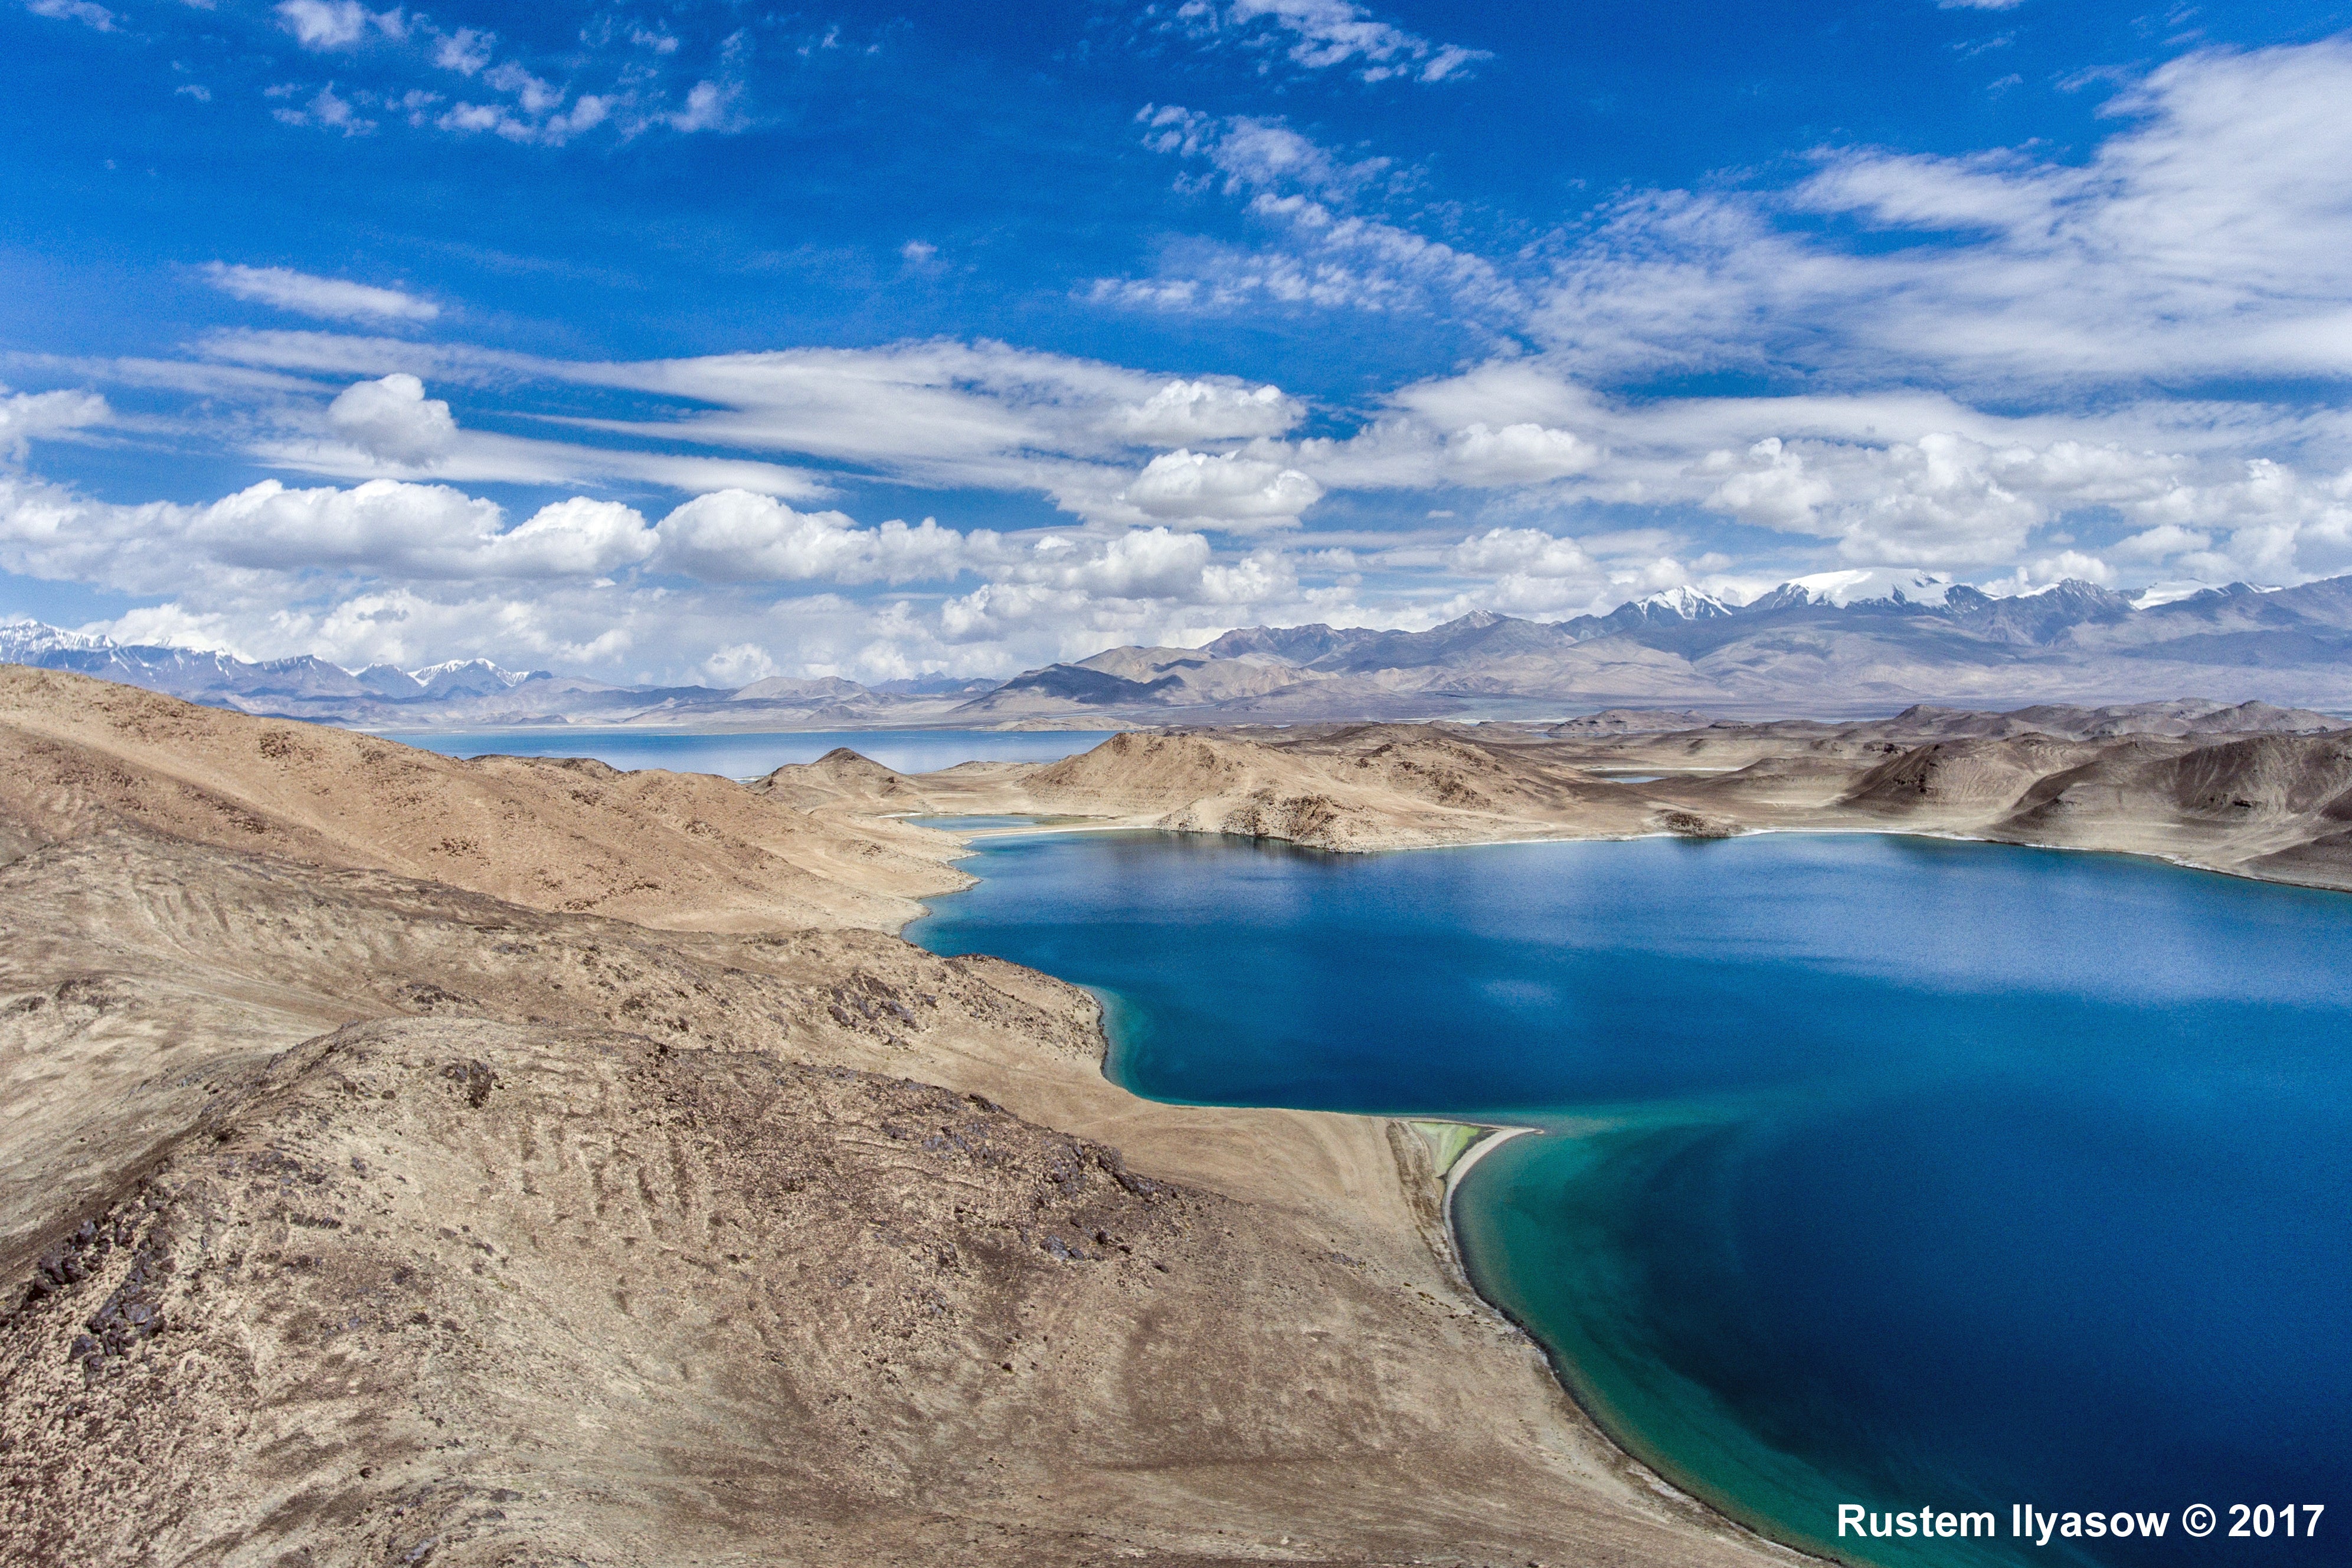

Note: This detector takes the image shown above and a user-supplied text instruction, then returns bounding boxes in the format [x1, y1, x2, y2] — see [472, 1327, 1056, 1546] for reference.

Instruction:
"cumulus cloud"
[482, 496, 657, 578]
[2112, 522, 2213, 562]
[1114, 379, 1304, 443]
[668, 80, 741, 133]
[439, 91, 611, 145]
[1444, 423, 1599, 485]
[1122, 449, 1323, 528]
[1424, 526, 1710, 618]
[433, 26, 494, 74]
[275, 0, 404, 50]
[1450, 526, 1595, 578]
[1699, 434, 2055, 565]
[0, 474, 658, 594]
[204, 263, 439, 322]
[650, 491, 977, 585]
[933, 528, 1305, 649]
[327, 374, 457, 465]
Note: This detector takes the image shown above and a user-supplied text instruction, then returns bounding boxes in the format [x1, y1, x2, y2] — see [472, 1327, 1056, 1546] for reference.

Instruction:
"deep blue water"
[395, 728, 1113, 778]
[906, 831, 2352, 1568]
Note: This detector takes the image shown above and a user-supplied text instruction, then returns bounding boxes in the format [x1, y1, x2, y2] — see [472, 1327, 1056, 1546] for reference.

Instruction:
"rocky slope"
[0, 667, 1785, 1568]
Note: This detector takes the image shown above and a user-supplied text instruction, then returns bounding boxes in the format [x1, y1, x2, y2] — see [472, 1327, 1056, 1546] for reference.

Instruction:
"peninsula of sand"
[4, 662, 2346, 1565]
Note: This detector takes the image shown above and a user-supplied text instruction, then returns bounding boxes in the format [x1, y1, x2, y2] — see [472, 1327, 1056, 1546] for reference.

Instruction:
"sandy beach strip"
[1442, 1123, 1538, 1229]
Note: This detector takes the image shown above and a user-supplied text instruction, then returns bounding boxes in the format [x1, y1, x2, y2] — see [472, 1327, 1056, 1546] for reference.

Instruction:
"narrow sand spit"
[1442, 1125, 1538, 1231]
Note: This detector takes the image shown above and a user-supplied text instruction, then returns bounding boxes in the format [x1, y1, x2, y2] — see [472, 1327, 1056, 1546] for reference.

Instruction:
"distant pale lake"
[397, 728, 1116, 778]
[907, 832, 2352, 1568]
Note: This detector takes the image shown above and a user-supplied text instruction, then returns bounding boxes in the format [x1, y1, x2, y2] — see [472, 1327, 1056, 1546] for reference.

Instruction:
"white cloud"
[1444, 423, 1599, 485]
[1699, 433, 2062, 566]
[204, 263, 437, 322]
[272, 84, 375, 136]
[1535, 41, 2352, 391]
[27, 0, 117, 32]
[1424, 527, 1704, 618]
[433, 26, 493, 75]
[1138, 106, 1388, 199]
[935, 528, 1302, 648]
[1171, 0, 1490, 84]
[1092, 198, 1514, 318]
[668, 80, 740, 133]
[1697, 437, 1840, 531]
[1104, 115, 1518, 320]
[231, 7, 752, 149]
[699, 641, 778, 685]
[650, 491, 978, 585]
[485, 496, 657, 578]
[1449, 526, 1595, 578]
[0, 390, 109, 459]
[1113, 379, 1303, 443]
[2113, 522, 2212, 562]
[1122, 448, 1323, 528]
[275, 0, 404, 50]
[482, 60, 561, 114]
[0, 474, 659, 593]
[326, 374, 456, 465]
[227, 338, 1300, 523]
[439, 91, 610, 145]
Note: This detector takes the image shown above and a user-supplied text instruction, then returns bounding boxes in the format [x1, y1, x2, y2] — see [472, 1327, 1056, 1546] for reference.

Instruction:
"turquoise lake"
[397, 728, 1114, 778]
[905, 831, 2352, 1568]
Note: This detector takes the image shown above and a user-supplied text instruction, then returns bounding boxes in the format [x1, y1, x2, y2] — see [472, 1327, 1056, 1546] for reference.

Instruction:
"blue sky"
[4, 0, 2351, 683]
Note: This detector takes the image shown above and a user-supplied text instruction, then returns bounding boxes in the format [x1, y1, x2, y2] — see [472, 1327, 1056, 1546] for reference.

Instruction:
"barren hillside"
[0, 668, 1785, 1568]
[771, 707, 2352, 888]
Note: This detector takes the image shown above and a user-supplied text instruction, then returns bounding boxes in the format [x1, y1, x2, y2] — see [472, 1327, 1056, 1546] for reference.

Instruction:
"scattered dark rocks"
[441, 1059, 497, 1109]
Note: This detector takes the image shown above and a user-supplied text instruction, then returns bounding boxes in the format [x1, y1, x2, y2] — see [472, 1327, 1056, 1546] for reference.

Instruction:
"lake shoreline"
[906, 825, 2352, 1568]
[905, 813, 2352, 901]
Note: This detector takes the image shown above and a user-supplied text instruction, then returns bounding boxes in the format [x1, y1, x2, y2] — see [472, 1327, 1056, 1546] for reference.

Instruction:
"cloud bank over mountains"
[6, 6, 2352, 687]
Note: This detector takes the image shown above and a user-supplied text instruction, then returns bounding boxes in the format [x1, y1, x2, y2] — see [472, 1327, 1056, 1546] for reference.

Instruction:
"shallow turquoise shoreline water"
[907, 830, 2352, 1568]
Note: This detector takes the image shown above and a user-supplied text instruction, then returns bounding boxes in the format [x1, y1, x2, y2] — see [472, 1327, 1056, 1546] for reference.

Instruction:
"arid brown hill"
[762, 709, 2352, 887]
[1, 668, 1782, 1568]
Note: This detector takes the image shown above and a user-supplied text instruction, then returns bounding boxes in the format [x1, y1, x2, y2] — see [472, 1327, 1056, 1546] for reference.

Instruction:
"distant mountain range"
[8, 567, 2351, 729]
[959, 569, 2352, 722]
[0, 621, 1002, 729]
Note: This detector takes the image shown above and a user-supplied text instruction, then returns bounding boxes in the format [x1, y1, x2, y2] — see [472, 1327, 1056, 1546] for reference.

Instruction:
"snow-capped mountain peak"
[0, 619, 117, 659]
[1635, 585, 1733, 620]
[1774, 568, 1957, 608]
[406, 658, 530, 688]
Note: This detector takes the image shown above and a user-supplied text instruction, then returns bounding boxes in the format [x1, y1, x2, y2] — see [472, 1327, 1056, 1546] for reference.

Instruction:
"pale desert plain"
[4, 662, 2349, 1566]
